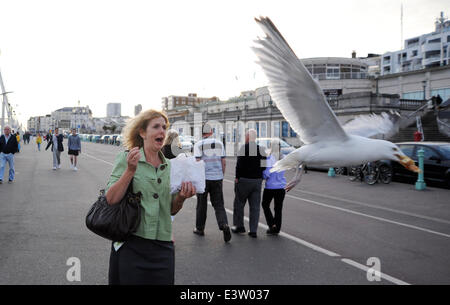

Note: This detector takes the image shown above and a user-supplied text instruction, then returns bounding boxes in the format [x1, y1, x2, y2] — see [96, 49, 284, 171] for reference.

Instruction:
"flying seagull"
[252, 17, 419, 191]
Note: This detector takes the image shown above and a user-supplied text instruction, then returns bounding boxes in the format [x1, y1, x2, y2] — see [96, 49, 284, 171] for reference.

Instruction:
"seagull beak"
[395, 154, 420, 173]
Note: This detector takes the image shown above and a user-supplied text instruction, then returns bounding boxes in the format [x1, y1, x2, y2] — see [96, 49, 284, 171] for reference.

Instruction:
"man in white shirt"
[193, 124, 231, 243]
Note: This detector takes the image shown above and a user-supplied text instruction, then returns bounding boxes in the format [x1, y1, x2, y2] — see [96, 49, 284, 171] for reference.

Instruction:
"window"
[313, 65, 326, 74]
[281, 121, 289, 137]
[428, 38, 441, 43]
[290, 127, 297, 138]
[326, 66, 340, 79]
[402, 91, 424, 100]
[398, 145, 415, 158]
[416, 146, 439, 160]
[273, 121, 280, 138]
[411, 50, 418, 57]
[438, 145, 450, 159]
[259, 122, 267, 138]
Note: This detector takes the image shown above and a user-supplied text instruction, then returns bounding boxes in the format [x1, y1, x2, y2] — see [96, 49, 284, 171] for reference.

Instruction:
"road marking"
[218, 203, 409, 285]
[223, 174, 450, 226]
[84, 153, 410, 284]
[340, 259, 409, 285]
[290, 188, 450, 225]
[223, 178, 450, 239]
[82, 152, 114, 166]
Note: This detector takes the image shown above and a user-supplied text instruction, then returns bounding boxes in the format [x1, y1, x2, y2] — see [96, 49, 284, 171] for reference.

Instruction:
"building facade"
[107, 103, 121, 117]
[134, 104, 142, 116]
[302, 56, 376, 100]
[381, 12, 450, 75]
[27, 115, 54, 133]
[161, 93, 219, 111]
[51, 106, 94, 132]
[377, 64, 450, 102]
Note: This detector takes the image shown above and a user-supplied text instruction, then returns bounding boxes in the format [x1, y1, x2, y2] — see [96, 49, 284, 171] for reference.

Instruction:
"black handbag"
[85, 178, 142, 242]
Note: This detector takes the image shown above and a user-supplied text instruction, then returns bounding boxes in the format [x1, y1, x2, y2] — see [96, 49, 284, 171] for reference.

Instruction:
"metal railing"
[311, 72, 369, 80]
[437, 116, 450, 137]
[400, 99, 428, 112]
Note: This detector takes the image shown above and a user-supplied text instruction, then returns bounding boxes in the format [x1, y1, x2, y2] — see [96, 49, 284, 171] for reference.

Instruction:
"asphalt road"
[0, 141, 449, 285]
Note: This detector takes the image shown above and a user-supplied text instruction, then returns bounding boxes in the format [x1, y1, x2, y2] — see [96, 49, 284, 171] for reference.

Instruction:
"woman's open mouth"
[155, 137, 164, 144]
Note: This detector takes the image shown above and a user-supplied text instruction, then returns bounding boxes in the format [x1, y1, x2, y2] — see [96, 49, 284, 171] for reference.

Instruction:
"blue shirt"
[68, 134, 81, 150]
[194, 137, 225, 181]
[263, 154, 286, 189]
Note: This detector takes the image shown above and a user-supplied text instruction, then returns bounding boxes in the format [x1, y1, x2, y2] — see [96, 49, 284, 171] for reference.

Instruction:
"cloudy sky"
[0, 0, 449, 127]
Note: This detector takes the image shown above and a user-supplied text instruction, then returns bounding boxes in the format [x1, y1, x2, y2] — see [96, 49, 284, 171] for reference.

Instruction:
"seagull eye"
[392, 148, 398, 151]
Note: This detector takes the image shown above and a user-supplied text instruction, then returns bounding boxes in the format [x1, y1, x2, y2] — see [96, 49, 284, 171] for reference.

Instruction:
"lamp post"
[422, 80, 426, 101]
[415, 148, 426, 190]
[269, 99, 273, 138]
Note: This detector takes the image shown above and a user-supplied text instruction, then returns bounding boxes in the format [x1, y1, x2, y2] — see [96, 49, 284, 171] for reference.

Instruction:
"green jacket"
[106, 148, 175, 241]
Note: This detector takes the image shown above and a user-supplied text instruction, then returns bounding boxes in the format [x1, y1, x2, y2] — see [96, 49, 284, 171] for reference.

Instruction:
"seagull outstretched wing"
[252, 17, 348, 144]
[343, 111, 401, 139]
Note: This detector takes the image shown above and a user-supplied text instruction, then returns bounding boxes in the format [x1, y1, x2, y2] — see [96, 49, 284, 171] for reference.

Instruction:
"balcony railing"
[399, 99, 427, 111]
[312, 72, 369, 80]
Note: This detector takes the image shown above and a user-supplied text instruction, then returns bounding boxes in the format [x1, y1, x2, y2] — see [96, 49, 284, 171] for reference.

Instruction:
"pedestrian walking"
[261, 139, 286, 235]
[45, 127, 64, 170]
[0, 125, 19, 184]
[16, 131, 21, 153]
[36, 133, 42, 151]
[68, 128, 81, 171]
[193, 124, 231, 243]
[232, 129, 266, 238]
[106, 109, 196, 285]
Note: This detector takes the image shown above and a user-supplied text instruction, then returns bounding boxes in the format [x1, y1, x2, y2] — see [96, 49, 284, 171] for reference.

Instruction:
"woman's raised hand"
[127, 147, 141, 172]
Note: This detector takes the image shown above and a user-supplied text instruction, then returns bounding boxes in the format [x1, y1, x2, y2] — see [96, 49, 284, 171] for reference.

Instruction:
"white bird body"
[272, 136, 397, 172]
[253, 17, 419, 190]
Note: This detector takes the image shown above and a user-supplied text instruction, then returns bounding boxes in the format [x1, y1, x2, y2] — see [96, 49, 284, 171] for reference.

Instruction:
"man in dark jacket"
[232, 129, 266, 238]
[46, 127, 64, 170]
[0, 125, 19, 183]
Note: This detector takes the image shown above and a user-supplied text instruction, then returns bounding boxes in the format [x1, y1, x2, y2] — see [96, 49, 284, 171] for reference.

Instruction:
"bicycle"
[347, 161, 392, 185]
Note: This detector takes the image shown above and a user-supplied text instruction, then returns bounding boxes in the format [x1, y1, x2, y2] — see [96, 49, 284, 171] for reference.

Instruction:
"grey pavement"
[0, 141, 449, 284]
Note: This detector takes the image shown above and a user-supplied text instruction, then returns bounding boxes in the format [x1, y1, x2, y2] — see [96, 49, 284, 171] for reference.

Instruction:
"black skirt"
[108, 235, 175, 285]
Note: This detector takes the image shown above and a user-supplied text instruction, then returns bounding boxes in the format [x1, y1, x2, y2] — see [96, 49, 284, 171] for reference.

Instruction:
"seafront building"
[163, 13, 450, 146]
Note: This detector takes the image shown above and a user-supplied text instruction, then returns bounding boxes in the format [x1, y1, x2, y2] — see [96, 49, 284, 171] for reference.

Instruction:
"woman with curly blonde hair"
[106, 109, 196, 285]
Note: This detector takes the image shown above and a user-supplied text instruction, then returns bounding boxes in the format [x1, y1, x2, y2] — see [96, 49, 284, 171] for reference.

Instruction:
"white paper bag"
[170, 154, 205, 194]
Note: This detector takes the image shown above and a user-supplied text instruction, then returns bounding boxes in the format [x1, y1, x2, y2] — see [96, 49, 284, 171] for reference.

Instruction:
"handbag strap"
[124, 150, 135, 194]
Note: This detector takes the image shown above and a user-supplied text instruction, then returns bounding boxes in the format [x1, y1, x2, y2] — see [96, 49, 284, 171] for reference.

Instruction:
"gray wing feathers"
[343, 111, 401, 139]
[253, 17, 348, 144]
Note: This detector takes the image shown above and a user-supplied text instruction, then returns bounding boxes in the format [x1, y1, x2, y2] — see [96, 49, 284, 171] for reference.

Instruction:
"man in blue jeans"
[0, 125, 19, 184]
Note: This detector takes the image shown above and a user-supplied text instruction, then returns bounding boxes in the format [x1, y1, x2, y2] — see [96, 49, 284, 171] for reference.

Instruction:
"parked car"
[179, 135, 194, 152]
[115, 135, 123, 146]
[392, 142, 450, 188]
[93, 135, 102, 143]
[109, 134, 119, 145]
[100, 135, 110, 144]
[256, 137, 295, 158]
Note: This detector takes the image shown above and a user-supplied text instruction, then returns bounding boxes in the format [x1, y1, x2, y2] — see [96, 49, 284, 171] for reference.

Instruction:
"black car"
[392, 142, 450, 188]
